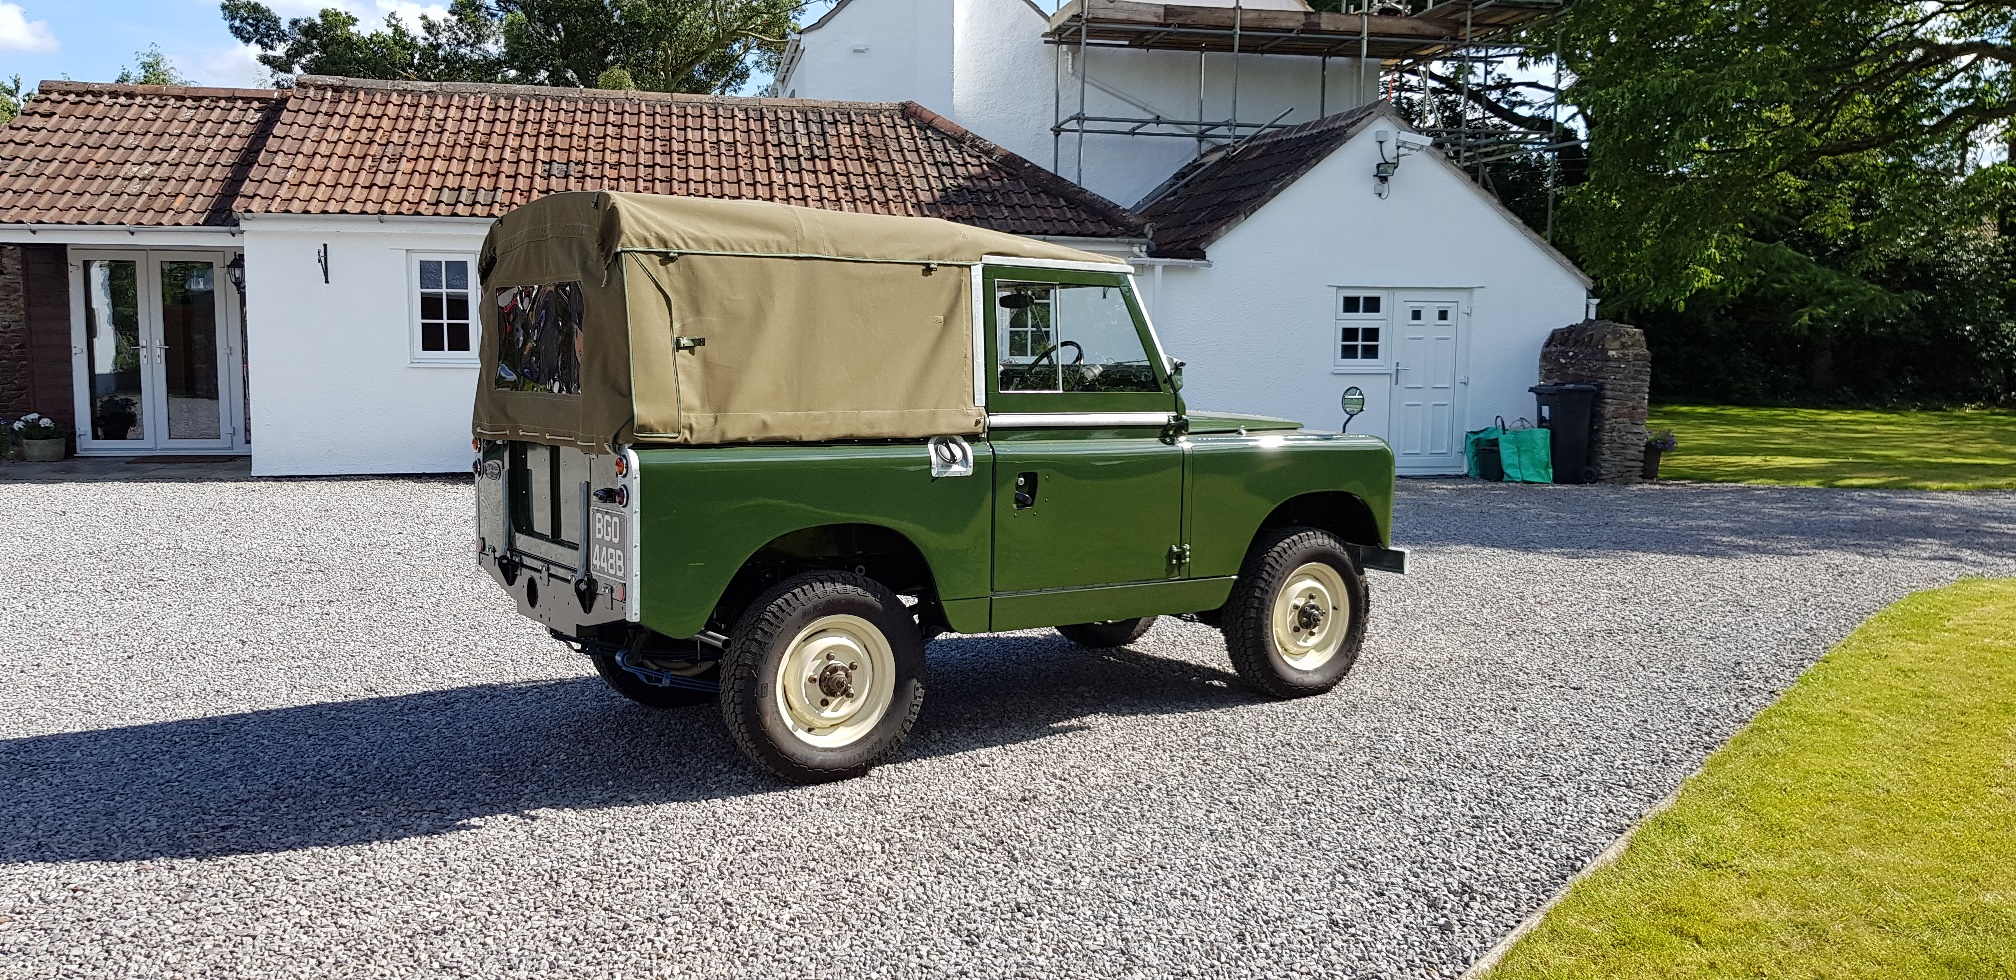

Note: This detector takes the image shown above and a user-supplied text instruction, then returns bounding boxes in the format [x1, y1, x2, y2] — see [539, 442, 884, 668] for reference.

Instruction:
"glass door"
[72, 251, 243, 454]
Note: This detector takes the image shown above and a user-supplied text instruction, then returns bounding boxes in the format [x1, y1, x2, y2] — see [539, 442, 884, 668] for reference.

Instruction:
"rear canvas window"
[494, 282, 584, 395]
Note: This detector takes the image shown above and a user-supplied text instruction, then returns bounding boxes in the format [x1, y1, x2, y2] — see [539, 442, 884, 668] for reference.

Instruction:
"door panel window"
[83, 260, 145, 442]
[996, 281, 1160, 394]
[159, 261, 222, 441]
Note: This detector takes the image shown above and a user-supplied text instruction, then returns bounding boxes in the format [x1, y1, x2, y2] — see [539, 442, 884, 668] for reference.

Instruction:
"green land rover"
[473, 192, 1405, 782]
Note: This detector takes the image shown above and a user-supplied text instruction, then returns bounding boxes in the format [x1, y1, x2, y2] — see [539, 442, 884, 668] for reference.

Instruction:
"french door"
[70, 250, 246, 454]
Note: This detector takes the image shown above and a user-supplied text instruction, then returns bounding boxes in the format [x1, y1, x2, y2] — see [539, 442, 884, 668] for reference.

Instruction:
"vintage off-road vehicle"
[473, 192, 1404, 782]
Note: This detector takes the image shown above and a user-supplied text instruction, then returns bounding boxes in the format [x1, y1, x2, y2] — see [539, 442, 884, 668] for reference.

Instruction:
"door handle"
[1392, 362, 1403, 384]
[1013, 471, 1039, 510]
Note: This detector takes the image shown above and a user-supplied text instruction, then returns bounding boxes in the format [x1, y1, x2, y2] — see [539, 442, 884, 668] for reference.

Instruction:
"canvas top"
[473, 192, 1133, 451]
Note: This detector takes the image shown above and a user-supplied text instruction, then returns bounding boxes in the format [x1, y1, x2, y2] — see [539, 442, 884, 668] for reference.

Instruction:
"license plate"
[588, 506, 628, 580]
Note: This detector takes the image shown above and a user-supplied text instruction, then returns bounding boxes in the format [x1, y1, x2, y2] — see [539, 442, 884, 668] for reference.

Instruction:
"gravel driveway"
[3, 476, 2012, 979]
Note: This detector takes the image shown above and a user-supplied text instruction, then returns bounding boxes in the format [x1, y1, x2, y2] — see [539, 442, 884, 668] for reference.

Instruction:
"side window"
[1336, 291, 1386, 364]
[493, 282, 585, 395]
[996, 280, 1160, 393]
[412, 253, 477, 363]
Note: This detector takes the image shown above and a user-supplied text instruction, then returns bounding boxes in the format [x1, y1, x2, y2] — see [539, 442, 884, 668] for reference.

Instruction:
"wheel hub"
[1271, 562, 1350, 671]
[773, 615, 897, 749]
[815, 660, 856, 699]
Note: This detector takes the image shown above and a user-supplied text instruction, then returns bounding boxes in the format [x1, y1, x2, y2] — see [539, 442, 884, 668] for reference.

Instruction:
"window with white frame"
[1335, 291, 1386, 364]
[411, 253, 477, 362]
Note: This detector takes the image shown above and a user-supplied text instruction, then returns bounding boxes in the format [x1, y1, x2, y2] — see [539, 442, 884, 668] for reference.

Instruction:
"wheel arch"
[714, 522, 945, 631]
[1252, 491, 1383, 552]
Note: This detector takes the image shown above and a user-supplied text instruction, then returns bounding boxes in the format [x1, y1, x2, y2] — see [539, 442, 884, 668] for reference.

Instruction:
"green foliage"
[0, 76, 23, 125]
[115, 44, 193, 86]
[1488, 578, 2016, 978]
[1551, 0, 2016, 406]
[220, 0, 806, 94]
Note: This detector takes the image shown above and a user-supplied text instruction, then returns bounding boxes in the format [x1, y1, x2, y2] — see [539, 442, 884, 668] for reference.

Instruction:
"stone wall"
[1539, 320, 1651, 484]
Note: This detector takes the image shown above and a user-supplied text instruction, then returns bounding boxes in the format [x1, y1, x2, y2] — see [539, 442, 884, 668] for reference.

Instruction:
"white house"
[779, 0, 1593, 474]
[0, 2, 1589, 477]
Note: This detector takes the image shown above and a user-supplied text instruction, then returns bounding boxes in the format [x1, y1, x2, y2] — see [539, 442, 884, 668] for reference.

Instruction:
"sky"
[0, 0, 866, 91]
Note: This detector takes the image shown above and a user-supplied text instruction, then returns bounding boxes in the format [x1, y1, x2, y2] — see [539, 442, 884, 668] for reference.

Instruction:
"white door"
[71, 251, 245, 454]
[1392, 295, 1463, 471]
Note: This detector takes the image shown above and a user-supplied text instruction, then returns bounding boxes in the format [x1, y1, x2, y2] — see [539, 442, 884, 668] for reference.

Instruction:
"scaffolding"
[1045, 0, 1578, 231]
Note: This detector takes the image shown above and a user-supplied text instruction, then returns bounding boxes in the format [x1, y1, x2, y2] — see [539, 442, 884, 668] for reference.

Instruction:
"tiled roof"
[0, 77, 1143, 240]
[1137, 103, 1382, 259]
[234, 77, 1142, 239]
[0, 82, 283, 227]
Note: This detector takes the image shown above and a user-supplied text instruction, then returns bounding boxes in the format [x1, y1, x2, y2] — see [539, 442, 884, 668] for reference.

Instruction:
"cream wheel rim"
[774, 614, 897, 749]
[1271, 562, 1349, 671]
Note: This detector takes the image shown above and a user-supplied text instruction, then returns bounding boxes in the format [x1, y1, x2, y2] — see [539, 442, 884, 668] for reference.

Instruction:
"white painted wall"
[780, 0, 954, 108]
[239, 215, 490, 476]
[787, 0, 1375, 208]
[1140, 125, 1591, 475]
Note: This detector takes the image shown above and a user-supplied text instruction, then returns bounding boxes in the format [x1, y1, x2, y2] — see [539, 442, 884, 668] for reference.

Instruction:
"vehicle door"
[984, 266, 1184, 595]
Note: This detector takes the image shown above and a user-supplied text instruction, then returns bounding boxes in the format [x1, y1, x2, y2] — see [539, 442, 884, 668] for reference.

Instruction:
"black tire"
[719, 572, 926, 783]
[1057, 617, 1157, 648]
[1222, 528, 1369, 698]
[588, 650, 717, 709]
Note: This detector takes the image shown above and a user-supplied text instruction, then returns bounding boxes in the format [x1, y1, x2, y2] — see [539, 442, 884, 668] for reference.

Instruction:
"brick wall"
[1539, 320, 1651, 485]
[0, 245, 27, 421]
[0, 244, 76, 452]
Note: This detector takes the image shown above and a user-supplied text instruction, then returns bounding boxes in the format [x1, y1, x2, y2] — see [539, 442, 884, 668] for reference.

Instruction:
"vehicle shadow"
[0, 633, 1253, 865]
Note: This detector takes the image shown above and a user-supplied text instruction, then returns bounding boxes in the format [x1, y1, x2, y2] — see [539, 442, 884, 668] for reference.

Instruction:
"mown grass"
[1485, 578, 2016, 980]
[1646, 405, 2016, 490]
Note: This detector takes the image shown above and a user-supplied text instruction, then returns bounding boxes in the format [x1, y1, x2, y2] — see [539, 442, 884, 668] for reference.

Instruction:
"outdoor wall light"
[1373, 129, 1434, 198]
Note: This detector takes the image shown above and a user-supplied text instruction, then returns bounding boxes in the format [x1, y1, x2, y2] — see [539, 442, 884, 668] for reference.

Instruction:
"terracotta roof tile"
[227, 78, 1141, 239]
[0, 77, 1143, 240]
[1137, 103, 1384, 259]
[0, 81, 283, 226]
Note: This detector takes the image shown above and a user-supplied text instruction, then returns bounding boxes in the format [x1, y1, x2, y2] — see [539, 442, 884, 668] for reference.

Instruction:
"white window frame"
[408, 251, 479, 365]
[1333, 288, 1391, 373]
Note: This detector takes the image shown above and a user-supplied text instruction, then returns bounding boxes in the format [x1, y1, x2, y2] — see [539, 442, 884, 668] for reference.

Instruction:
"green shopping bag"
[1498, 425, 1554, 484]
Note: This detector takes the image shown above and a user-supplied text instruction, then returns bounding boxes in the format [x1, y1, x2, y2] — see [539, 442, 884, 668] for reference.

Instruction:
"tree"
[220, 0, 807, 94]
[116, 44, 193, 86]
[0, 76, 23, 125]
[1555, 0, 2015, 309]
[222, 0, 503, 83]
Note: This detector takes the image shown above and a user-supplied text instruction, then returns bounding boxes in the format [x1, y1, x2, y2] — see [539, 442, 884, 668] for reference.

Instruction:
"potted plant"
[10, 413, 67, 462]
[1644, 429, 1677, 480]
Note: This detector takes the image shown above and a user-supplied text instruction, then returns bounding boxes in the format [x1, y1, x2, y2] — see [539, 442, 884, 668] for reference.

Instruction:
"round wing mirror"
[1341, 386, 1366, 432]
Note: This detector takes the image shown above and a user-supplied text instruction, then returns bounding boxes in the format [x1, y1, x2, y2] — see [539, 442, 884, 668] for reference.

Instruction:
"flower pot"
[1642, 445, 1663, 481]
[22, 438, 66, 462]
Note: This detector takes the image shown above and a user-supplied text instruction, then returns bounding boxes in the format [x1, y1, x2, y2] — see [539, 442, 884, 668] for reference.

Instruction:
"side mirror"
[1341, 386, 1366, 432]
[1167, 358, 1185, 391]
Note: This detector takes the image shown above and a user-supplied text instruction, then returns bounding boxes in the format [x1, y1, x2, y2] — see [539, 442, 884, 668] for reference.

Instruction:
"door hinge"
[1168, 544, 1191, 566]
[674, 336, 707, 351]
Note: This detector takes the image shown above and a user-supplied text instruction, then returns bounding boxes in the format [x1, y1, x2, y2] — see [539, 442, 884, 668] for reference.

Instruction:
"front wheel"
[719, 572, 926, 783]
[1221, 529, 1368, 698]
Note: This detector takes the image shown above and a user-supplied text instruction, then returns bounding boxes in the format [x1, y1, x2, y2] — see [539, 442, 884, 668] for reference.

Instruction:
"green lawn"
[1484, 578, 2016, 980]
[1647, 405, 2016, 490]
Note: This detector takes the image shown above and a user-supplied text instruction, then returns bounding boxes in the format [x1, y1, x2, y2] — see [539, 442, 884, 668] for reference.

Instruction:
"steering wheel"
[1028, 340, 1084, 369]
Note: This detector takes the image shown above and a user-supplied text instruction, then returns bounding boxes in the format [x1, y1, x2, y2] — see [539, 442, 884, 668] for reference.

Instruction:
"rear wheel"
[1222, 528, 1367, 698]
[1057, 617, 1157, 648]
[719, 572, 926, 783]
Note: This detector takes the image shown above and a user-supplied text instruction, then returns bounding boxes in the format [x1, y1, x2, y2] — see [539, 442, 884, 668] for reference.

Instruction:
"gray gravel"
[2, 476, 2012, 979]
